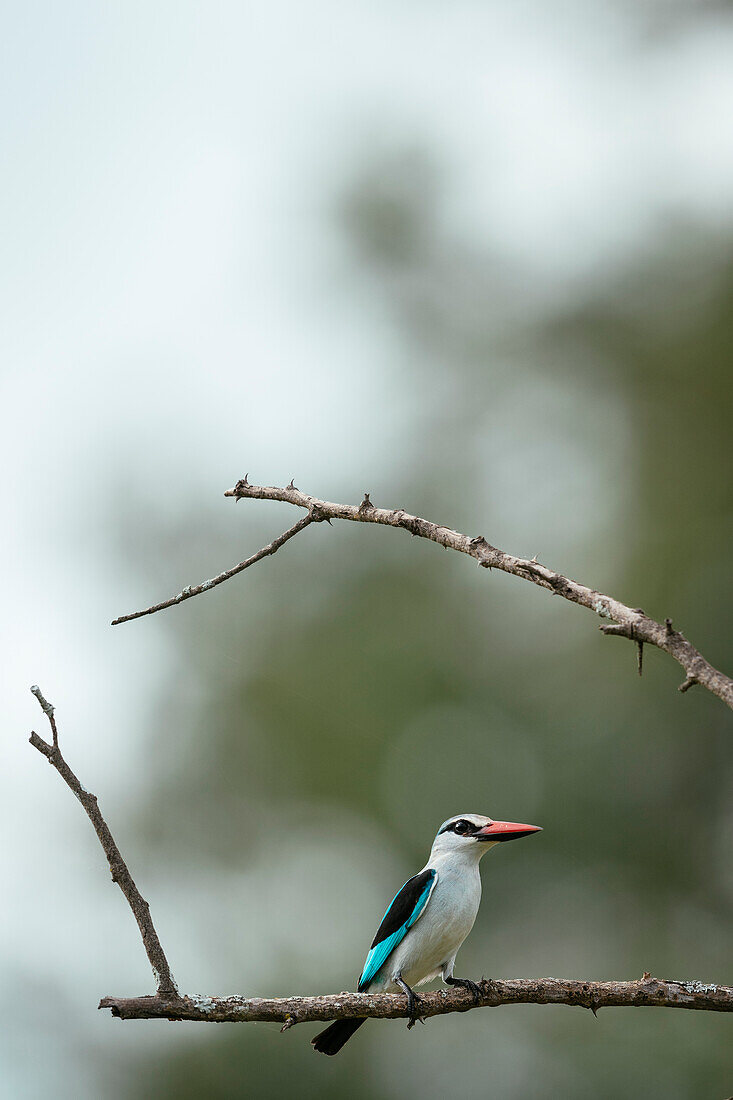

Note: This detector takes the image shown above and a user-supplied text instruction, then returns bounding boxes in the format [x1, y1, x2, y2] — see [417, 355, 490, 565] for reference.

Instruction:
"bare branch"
[111, 477, 733, 706]
[29, 688, 178, 998]
[111, 511, 315, 625]
[214, 479, 732, 709]
[99, 974, 733, 1024]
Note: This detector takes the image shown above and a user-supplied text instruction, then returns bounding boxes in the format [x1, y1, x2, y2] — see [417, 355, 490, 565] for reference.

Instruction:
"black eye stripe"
[438, 818, 480, 836]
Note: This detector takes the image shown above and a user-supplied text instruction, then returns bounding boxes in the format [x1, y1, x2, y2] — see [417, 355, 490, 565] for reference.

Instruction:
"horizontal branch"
[208, 479, 732, 711]
[99, 974, 733, 1026]
[29, 687, 178, 997]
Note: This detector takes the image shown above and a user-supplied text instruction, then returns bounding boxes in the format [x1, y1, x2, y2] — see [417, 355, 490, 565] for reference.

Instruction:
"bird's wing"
[357, 868, 438, 991]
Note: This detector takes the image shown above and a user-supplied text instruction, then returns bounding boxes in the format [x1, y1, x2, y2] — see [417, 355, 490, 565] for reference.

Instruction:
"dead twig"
[29, 687, 178, 997]
[112, 511, 315, 625]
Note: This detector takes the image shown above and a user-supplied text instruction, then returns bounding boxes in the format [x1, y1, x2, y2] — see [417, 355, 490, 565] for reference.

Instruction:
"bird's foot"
[445, 976, 483, 1006]
[396, 977, 423, 1029]
[404, 988, 422, 1029]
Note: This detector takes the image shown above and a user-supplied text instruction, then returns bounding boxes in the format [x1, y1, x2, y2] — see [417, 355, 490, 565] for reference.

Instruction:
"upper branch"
[99, 974, 733, 1025]
[109, 475, 733, 710]
[222, 479, 733, 710]
[29, 687, 178, 997]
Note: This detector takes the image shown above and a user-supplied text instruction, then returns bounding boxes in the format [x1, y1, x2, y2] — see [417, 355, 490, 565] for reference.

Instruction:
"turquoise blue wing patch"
[358, 868, 437, 991]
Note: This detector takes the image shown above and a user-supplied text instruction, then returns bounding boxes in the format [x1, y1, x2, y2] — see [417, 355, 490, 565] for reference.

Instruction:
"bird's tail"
[311, 1017, 366, 1056]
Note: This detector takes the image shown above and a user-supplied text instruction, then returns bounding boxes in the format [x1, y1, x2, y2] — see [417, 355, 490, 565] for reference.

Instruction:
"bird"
[311, 812, 541, 1055]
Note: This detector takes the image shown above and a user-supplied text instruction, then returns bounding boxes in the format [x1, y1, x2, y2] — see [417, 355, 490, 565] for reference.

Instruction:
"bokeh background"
[4, 2, 733, 1097]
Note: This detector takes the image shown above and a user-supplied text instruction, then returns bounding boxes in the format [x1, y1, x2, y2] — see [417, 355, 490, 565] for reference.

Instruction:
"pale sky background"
[3, 2, 733, 1096]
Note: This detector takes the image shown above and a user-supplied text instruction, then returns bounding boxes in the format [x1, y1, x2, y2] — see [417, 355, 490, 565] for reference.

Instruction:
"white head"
[430, 813, 542, 861]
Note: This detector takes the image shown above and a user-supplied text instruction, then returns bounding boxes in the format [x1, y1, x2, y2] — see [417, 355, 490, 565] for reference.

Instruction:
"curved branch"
[108, 475, 733, 709]
[111, 476, 733, 708]
[99, 975, 733, 1025]
[29, 687, 178, 997]
[222, 480, 733, 709]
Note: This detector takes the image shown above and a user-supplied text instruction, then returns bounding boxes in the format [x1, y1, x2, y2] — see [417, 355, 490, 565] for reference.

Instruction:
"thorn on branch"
[665, 618, 675, 637]
[287, 479, 297, 491]
[280, 1015, 296, 1032]
[599, 622, 644, 676]
[626, 620, 644, 677]
[547, 573, 568, 595]
[233, 474, 251, 498]
[358, 492, 374, 514]
[679, 676, 698, 694]
[470, 536, 492, 569]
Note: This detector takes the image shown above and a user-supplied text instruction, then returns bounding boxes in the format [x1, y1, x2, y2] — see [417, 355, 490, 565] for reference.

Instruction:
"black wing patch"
[370, 868, 436, 949]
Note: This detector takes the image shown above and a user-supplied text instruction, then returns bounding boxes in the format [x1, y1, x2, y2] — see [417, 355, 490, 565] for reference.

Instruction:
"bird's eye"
[453, 820, 472, 835]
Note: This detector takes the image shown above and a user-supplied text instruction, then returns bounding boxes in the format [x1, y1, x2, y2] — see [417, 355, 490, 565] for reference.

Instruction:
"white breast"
[368, 858, 482, 992]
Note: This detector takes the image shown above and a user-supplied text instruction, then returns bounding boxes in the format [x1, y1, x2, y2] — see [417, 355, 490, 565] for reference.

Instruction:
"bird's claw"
[403, 988, 422, 1029]
[466, 980, 482, 1006]
[446, 976, 483, 1005]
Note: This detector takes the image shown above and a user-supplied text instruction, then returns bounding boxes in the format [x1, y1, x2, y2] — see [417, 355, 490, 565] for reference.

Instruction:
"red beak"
[477, 820, 542, 843]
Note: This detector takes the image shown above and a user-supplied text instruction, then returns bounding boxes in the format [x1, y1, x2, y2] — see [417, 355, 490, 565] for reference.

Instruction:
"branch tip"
[30, 684, 54, 718]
